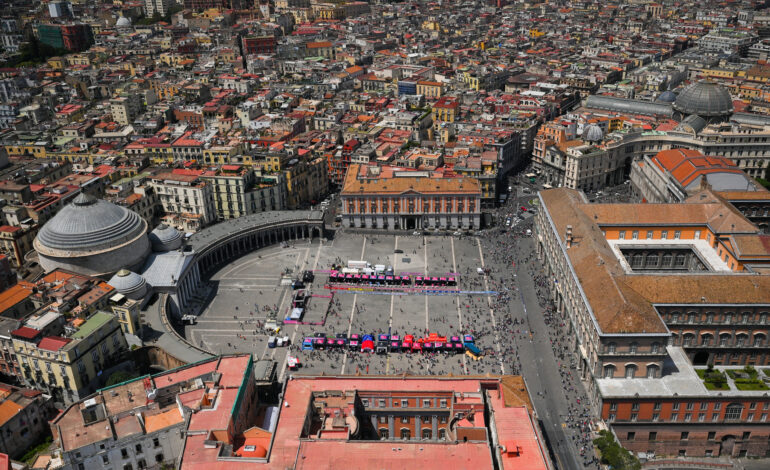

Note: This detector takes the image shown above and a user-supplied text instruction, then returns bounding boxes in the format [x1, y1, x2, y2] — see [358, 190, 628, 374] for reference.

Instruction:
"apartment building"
[201, 165, 286, 220]
[149, 172, 216, 231]
[0, 383, 54, 459]
[11, 312, 129, 405]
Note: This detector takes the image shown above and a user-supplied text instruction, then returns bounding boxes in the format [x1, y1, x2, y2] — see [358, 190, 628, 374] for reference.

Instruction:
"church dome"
[673, 81, 733, 118]
[149, 224, 183, 252]
[108, 269, 148, 300]
[116, 16, 132, 27]
[34, 193, 150, 277]
[583, 124, 604, 142]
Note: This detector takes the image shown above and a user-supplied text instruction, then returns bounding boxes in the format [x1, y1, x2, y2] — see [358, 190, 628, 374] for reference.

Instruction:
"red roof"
[11, 327, 40, 340]
[38, 336, 73, 352]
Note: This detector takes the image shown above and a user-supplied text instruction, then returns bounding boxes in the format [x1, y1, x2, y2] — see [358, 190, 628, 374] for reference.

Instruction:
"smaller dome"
[583, 124, 604, 142]
[108, 269, 147, 300]
[656, 90, 676, 103]
[116, 16, 132, 27]
[149, 224, 182, 252]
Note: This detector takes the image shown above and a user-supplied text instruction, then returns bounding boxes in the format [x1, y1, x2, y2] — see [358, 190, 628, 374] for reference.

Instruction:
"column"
[415, 415, 421, 440]
[388, 416, 395, 438]
[432, 417, 438, 440]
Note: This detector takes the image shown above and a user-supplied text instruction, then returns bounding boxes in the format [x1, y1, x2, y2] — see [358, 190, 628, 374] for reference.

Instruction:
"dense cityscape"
[0, 0, 769, 468]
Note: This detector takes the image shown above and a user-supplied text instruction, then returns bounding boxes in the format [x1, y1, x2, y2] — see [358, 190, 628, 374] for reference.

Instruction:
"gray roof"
[656, 90, 677, 103]
[141, 251, 196, 288]
[149, 224, 182, 252]
[583, 124, 604, 142]
[673, 81, 733, 117]
[107, 269, 147, 297]
[189, 210, 324, 252]
[686, 173, 757, 192]
[36, 193, 147, 252]
[584, 95, 674, 118]
[731, 112, 770, 126]
[675, 114, 707, 134]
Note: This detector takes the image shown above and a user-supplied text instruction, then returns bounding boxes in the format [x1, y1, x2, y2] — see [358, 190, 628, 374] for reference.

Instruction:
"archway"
[720, 435, 736, 457]
[693, 351, 710, 366]
[405, 217, 417, 230]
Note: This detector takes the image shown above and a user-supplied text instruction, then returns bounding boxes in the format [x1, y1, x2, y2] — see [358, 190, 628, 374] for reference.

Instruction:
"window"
[123, 465, 132, 470]
[401, 416, 409, 424]
[681, 432, 689, 440]
[725, 403, 743, 421]
[609, 403, 617, 411]
[646, 231, 653, 239]
[651, 342, 660, 353]
[674, 230, 681, 239]
[102, 455, 109, 465]
[422, 428, 432, 439]
[671, 413, 678, 421]
[672, 402, 680, 411]
[708, 431, 716, 440]
[604, 365, 615, 378]
[648, 432, 657, 441]
[686, 402, 694, 410]
[400, 428, 410, 440]
[155, 454, 164, 463]
[606, 342, 616, 353]
[135, 444, 142, 454]
[661, 230, 668, 239]
[685, 413, 692, 422]
[618, 231, 626, 240]
[121, 448, 129, 459]
[714, 403, 721, 411]
[625, 364, 637, 378]
[401, 399, 408, 407]
[137, 460, 146, 469]
[629, 342, 638, 354]
[379, 399, 386, 408]
[422, 416, 431, 424]
[631, 413, 638, 422]
[439, 428, 447, 439]
[627, 432, 635, 440]
[379, 415, 387, 424]
[440, 416, 447, 424]
[379, 428, 389, 439]
[440, 399, 447, 408]
[632, 231, 638, 240]
[361, 399, 368, 407]
[423, 399, 431, 408]
[743, 432, 751, 440]
[153, 438, 160, 448]
[654, 402, 661, 410]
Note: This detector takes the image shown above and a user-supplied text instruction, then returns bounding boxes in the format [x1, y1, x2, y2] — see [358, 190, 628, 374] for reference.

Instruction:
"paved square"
[184, 232, 507, 381]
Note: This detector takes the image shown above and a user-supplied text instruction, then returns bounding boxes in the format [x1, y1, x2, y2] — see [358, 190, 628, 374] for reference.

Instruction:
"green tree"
[593, 430, 641, 470]
[105, 370, 137, 386]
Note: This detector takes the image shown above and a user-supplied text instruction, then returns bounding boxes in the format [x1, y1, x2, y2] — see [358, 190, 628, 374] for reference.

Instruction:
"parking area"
[184, 232, 506, 381]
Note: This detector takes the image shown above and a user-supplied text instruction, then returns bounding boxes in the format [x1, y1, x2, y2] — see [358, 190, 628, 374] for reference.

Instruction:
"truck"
[348, 260, 370, 270]
[341, 267, 359, 275]
[374, 264, 386, 274]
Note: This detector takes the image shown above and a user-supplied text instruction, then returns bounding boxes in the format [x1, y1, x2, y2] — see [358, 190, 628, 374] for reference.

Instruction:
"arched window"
[683, 334, 695, 347]
[701, 334, 713, 346]
[736, 334, 748, 347]
[400, 428, 410, 440]
[379, 428, 389, 439]
[662, 253, 673, 266]
[604, 365, 616, 378]
[754, 334, 766, 347]
[422, 428, 432, 440]
[720, 333, 731, 346]
[647, 253, 658, 265]
[632, 254, 643, 267]
[725, 403, 743, 421]
[646, 364, 660, 378]
[625, 364, 637, 378]
[438, 428, 447, 440]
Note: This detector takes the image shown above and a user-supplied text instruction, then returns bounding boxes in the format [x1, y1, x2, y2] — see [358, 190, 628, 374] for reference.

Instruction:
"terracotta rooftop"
[540, 188, 770, 335]
[341, 164, 481, 196]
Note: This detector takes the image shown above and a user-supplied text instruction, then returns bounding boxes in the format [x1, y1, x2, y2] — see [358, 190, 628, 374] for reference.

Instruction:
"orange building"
[536, 187, 770, 458]
[341, 164, 481, 231]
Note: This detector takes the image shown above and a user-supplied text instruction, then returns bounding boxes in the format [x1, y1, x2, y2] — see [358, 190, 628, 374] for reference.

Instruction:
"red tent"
[361, 339, 375, 352]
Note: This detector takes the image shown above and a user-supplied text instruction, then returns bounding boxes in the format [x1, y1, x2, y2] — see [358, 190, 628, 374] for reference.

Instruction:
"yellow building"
[47, 57, 64, 70]
[432, 97, 459, 125]
[462, 71, 480, 91]
[12, 312, 129, 404]
[416, 80, 443, 98]
[4, 143, 47, 159]
[108, 294, 141, 336]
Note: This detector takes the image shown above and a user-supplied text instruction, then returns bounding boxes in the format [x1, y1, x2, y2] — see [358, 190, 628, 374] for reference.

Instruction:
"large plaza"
[183, 232, 510, 381]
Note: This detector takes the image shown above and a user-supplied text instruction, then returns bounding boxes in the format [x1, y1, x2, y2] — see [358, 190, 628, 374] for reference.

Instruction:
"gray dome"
[116, 16, 131, 27]
[36, 193, 146, 252]
[149, 224, 182, 251]
[673, 81, 733, 118]
[583, 124, 604, 142]
[34, 193, 150, 277]
[108, 269, 147, 300]
[656, 90, 676, 103]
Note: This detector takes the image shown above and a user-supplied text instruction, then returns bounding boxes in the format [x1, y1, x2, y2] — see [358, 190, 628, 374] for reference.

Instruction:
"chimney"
[566, 225, 573, 248]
